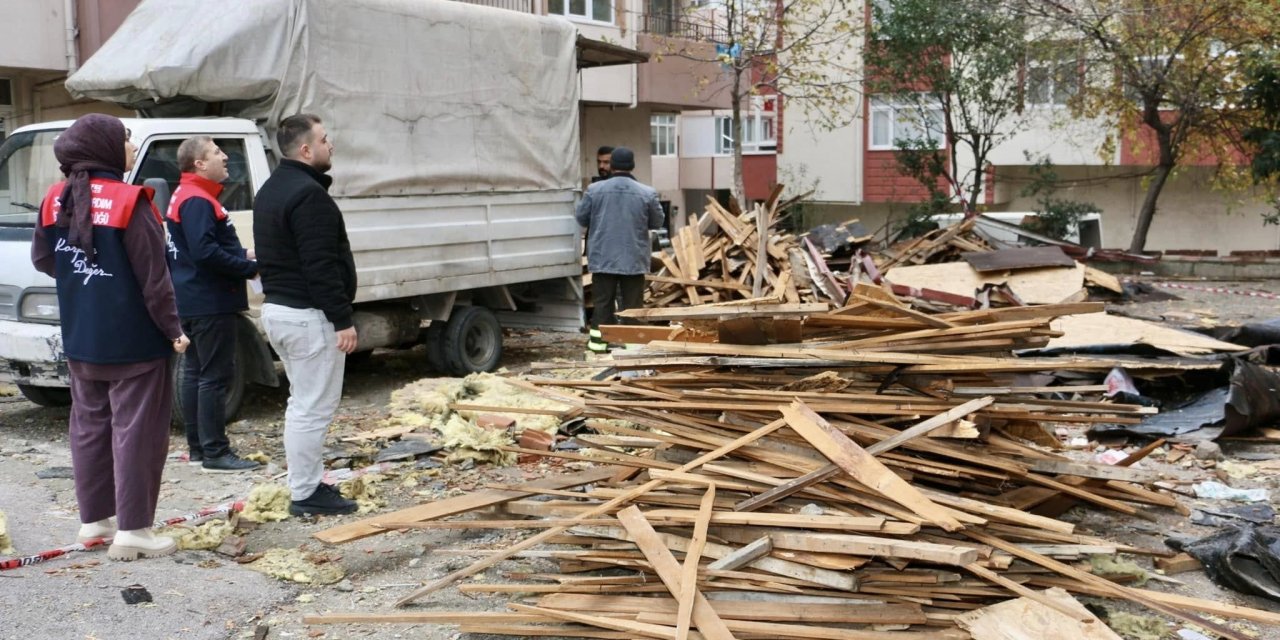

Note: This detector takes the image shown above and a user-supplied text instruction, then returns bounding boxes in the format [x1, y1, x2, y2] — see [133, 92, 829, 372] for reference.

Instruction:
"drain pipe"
[63, 0, 79, 74]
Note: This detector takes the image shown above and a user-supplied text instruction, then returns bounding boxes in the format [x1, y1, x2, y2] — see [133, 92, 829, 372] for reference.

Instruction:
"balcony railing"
[452, 0, 538, 14]
[636, 10, 728, 41]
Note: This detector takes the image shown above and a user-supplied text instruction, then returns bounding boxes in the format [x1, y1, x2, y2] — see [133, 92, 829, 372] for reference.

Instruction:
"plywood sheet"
[1047, 312, 1246, 356]
[963, 246, 1076, 272]
[884, 262, 1086, 305]
[956, 587, 1122, 640]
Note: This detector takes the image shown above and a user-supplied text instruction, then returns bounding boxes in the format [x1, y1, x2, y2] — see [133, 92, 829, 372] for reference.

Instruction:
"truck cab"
[0, 117, 277, 409]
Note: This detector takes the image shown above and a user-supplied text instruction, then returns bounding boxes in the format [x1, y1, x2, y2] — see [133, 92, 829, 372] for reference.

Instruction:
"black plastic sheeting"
[1208, 319, 1280, 348]
[1089, 357, 1280, 441]
[1167, 525, 1280, 603]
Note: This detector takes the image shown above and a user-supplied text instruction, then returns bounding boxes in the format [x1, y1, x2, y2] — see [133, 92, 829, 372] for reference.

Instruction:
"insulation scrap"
[247, 548, 345, 585]
[240, 484, 292, 523]
[0, 510, 14, 555]
[381, 373, 573, 466]
[1106, 611, 1169, 640]
[1090, 554, 1151, 587]
[243, 451, 271, 465]
[158, 518, 235, 550]
[339, 474, 388, 514]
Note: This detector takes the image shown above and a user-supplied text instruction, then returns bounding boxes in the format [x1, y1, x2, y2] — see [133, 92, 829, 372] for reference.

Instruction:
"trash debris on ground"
[1192, 481, 1270, 503]
[120, 584, 153, 605]
[338, 474, 388, 514]
[240, 484, 292, 523]
[956, 588, 1123, 639]
[1190, 504, 1276, 527]
[1167, 525, 1280, 603]
[246, 548, 344, 585]
[1090, 554, 1151, 586]
[0, 510, 14, 555]
[1104, 610, 1170, 640]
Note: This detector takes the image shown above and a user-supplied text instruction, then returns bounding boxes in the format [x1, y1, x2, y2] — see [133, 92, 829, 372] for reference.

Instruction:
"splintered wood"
[647, 193, 831, 307]
[308, 302, 1275, 640]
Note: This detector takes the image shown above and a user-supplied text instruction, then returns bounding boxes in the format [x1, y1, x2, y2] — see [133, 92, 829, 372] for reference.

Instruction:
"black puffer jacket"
[252, 159, 357, 330]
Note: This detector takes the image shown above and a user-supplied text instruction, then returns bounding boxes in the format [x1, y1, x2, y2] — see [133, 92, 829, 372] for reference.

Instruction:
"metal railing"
[636, 10, 727, 41]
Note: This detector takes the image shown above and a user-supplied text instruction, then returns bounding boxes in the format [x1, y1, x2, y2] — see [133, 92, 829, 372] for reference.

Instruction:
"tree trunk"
[1128, 162, 1172, 254]
[731, 72, 747, 212]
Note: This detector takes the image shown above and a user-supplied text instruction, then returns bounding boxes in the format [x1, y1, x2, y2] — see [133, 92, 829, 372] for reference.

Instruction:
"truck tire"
[170, 347, 247, 426]
[424, 321, 448, 373]
[441, 306, 503, 376]
[17, 384, 71, 408]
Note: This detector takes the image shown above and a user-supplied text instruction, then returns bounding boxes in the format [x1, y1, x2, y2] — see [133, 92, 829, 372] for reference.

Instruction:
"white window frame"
[651, 114, 678, 157]
[713, 98, 777, 156]
[548, 0, 614, 24]
[868, 96, 945, 151]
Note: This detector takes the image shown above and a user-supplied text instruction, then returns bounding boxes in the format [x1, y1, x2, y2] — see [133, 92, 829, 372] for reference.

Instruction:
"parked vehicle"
[0, 0, 620, 416]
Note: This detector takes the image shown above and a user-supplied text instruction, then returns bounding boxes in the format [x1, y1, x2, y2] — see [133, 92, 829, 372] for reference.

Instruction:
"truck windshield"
[0, 129, 63, 227]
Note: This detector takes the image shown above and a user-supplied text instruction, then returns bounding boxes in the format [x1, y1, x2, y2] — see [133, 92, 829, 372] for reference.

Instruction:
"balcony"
[637, 10, 728, 41]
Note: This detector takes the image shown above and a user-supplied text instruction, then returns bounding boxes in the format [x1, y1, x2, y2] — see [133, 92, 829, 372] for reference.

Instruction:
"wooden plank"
[781, 401, 964, 531]
[706, 536, 773, 572]
[616, 506, 737, 640]
[618, 303, 828, 321]
[393, 418, 789, 606]
[762, 531, 979, 566]
[599, 324, 682, 345]
[1155, 552, 1201, 575]
[1019, 457, 1158, 483]
[675, 485, 716, 640]
[537, 593, 925, 625]
[641, 509, 896, 533]
[313, 467, 615, 544]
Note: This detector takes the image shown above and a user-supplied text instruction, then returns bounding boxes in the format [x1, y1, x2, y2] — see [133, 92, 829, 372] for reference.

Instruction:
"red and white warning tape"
[0, 501, 244, 571]
[1124, 279, 1280, 301]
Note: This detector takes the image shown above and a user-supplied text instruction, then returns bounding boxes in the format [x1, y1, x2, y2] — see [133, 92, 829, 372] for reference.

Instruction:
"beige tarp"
[66, 0, 581, 198]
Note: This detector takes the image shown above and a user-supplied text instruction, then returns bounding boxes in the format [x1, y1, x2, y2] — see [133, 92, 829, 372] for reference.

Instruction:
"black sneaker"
[289, 483, 358, 517]
[187, 451, 204, 466]
[201, 454, 261, 474]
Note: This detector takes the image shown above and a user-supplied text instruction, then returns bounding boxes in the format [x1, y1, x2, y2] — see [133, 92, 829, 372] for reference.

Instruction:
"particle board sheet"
[884, 261, 1087, 305]
[1045, 312, 1247, 356]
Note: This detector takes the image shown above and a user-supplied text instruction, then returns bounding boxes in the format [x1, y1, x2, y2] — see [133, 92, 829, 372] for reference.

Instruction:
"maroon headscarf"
[52, 114, 128, 262]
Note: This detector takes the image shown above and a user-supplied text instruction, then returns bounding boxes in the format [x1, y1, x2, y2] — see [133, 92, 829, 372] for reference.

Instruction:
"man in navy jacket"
[166, 136, 260, 473]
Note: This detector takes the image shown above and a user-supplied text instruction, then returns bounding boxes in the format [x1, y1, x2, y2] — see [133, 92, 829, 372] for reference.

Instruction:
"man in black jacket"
[166, 136, 260, 473]
[253, 113, 358, 516]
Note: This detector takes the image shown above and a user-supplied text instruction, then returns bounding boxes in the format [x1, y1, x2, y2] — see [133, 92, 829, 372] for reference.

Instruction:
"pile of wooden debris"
[304, 298, 1275, 639]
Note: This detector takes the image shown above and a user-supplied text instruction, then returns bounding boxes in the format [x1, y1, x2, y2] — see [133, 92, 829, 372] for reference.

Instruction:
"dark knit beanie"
[610, 147, 635, 171]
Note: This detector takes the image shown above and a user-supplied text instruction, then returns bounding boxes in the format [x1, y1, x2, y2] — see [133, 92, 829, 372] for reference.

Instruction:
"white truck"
[0, 0, 640, 413]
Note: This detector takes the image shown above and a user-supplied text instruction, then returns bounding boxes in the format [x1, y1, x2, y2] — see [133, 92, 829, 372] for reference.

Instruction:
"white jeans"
[261, 303, 346, 501]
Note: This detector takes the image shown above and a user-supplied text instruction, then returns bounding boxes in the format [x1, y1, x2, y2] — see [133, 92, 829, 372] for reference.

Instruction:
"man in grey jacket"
[574, 147, 665, 352]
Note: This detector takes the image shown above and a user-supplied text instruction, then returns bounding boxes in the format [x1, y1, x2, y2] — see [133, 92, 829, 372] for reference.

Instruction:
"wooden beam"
[616, 506, 737, 640]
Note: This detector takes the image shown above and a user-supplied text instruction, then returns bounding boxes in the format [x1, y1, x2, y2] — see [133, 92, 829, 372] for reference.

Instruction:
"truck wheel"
[170, 348, 247, 426]
[441, 306, 503, 376]
[424, 322, 448, 373]
[17, 384, 71, 408]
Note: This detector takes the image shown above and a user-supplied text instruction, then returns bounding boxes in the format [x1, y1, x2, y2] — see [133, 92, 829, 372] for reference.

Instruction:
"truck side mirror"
[143, 177, 172, 216]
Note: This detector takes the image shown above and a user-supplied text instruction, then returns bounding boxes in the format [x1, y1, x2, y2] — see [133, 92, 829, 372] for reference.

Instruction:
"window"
[713, 98, 777, 155]
[1026, 57, 1078, 107]
[0, 129, 61, 225]
[548, 0, 612, 23]
[0, 80, 12, 107]
[651, 114, 677, 157]
[869, 97, 945, 150]
[132, 138, 255, 211]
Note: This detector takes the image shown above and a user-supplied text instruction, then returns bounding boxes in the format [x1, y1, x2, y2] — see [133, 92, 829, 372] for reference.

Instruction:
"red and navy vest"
[165, 173, 252, 317]
[39, 179, 171, 364]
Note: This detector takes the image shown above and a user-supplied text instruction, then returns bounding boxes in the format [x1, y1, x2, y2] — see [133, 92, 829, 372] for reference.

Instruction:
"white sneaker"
[76, 518, 116, 544]
[107, 529, 176, 561]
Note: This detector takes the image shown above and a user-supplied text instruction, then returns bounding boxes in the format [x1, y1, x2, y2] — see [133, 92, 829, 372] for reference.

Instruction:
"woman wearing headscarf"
[31, 114, 191, 561]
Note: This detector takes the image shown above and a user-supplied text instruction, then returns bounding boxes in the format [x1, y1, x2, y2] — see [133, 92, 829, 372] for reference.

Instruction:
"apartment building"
[771, 6, 1280, 253]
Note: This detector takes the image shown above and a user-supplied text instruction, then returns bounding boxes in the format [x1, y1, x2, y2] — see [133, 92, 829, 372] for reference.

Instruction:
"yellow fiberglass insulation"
[158, 518, 235, 550]
[383, 372, 576, 465]
[339, 474, 388, 514]
[240, 484, 292, 523]
[247, 548, 345, 585]
[0, 511, 14, 555]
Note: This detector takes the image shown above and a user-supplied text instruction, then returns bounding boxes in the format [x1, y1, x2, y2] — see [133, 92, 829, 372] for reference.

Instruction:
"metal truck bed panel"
[339, 189, 581, 302]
